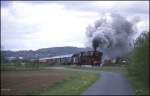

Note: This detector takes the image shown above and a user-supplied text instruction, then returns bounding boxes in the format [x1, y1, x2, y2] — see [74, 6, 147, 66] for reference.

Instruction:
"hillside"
[2, 47, 92, 60]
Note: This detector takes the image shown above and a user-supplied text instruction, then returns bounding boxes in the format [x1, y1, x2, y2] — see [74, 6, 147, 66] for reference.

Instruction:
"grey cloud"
[10, 1, 106, 13]
[3, 1, 148, 17]
[1, 20, 39, 40]
[113, 2, 149, 16]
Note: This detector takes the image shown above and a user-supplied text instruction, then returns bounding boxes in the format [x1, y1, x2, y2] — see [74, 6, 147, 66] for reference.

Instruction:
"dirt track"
[1, 70, 67, 95]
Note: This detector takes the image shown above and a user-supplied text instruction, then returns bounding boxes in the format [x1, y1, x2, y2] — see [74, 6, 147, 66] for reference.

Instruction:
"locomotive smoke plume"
[86, 13, 138, 57]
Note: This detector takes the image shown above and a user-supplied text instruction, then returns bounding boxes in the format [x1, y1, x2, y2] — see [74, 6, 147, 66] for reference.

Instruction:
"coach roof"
[39, 54, 73, 60]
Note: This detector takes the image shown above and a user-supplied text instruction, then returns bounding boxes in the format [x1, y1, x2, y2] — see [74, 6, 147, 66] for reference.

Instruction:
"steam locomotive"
[71, 51, 103, 66]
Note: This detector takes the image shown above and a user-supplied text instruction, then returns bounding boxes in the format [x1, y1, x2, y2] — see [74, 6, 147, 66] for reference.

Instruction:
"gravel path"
[81, 71, 134, 95]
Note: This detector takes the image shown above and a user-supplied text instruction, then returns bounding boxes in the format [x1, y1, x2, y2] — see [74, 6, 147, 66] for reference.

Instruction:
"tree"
[128, 32, 149, 86]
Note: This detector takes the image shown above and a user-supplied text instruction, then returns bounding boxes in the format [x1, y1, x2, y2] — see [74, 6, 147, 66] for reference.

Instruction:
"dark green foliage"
[1, 51, 8, 63]
[127, 32, 149, 87]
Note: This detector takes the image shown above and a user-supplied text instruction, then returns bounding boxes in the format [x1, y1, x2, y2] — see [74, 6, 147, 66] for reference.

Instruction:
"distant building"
[7, 56, 24, 61]
[112, 59, 116, 64]
[18, 57, 23, 60]
[103, 56, 117, 66]
[7, 57, 16, 61]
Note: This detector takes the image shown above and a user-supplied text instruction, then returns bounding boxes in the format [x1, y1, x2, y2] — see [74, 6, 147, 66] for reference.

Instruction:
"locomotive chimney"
[92, 37, 99, 52]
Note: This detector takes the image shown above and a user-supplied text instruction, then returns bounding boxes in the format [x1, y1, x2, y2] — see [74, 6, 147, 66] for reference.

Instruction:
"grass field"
[40, 70, 98, 95]
[1, 68, 98, 95]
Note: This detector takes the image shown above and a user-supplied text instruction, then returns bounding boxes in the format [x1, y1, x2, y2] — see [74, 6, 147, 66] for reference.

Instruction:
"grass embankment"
[30, 69, 99, 95]
[65, 65, 126, 73]
[100, 65, 127, 73]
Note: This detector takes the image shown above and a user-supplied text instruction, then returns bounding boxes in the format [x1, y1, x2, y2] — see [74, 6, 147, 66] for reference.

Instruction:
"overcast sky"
[1, 1, 149, 51]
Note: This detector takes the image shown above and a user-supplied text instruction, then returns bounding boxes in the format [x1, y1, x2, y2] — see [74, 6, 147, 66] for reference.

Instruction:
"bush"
[127, 32, 149, 87]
